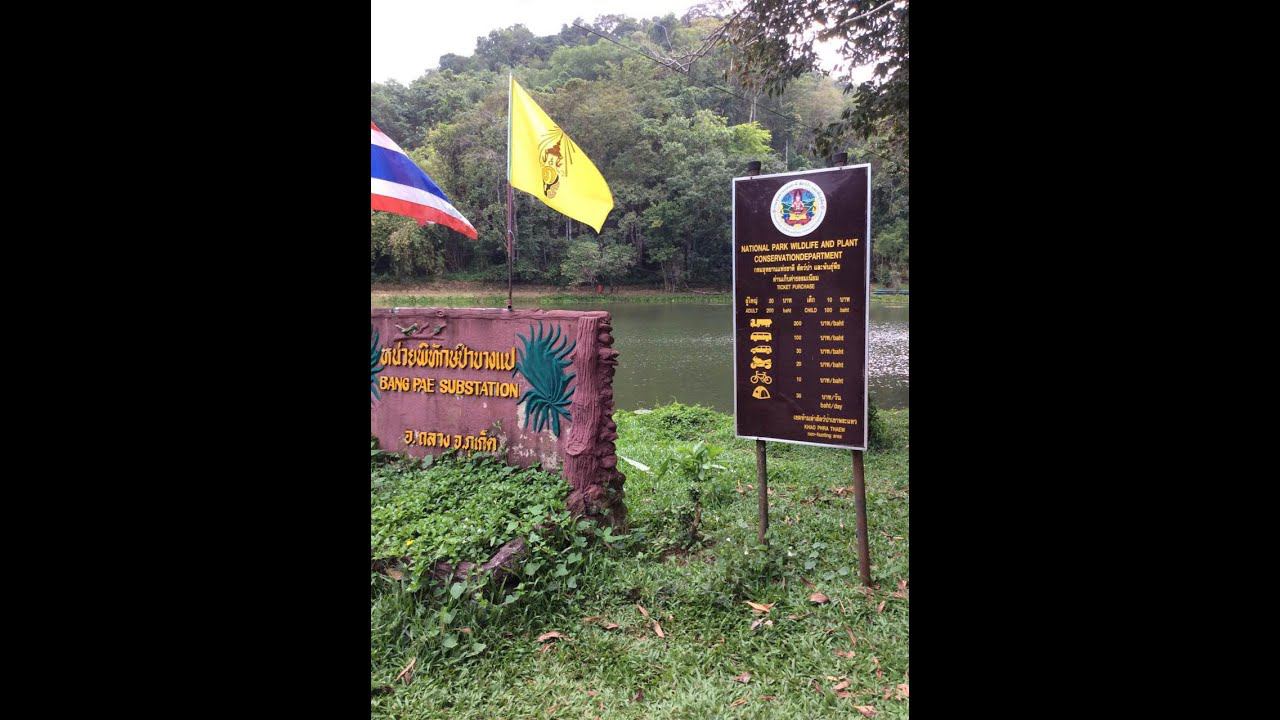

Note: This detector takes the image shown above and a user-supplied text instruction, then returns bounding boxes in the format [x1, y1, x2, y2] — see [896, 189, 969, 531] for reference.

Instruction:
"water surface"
[547, 301, 908, 412]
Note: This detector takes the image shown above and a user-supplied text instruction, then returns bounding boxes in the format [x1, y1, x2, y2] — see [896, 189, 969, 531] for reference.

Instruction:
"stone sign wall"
[371, 308, 625, 525]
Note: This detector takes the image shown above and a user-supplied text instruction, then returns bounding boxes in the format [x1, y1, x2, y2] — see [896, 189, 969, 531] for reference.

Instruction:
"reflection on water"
[866, 306, 909, 409]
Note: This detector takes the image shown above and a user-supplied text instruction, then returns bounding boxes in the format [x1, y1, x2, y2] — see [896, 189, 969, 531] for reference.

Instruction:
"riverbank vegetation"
[370, 282, 906, 308]
[371, 4, 908, 292]
[371, 403, 908, 718]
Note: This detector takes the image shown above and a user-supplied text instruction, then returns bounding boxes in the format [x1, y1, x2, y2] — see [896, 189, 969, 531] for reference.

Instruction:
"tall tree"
[712, 0, 908, 165]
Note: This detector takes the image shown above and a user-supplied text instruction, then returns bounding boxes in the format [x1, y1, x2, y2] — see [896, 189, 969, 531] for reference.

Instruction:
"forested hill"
[371, 10, 908, 290]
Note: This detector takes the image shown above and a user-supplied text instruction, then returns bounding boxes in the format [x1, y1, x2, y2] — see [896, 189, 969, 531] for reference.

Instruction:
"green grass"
[371, 404, 909, 718]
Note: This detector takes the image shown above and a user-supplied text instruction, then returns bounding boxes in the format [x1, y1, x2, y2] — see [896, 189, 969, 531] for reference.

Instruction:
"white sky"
[371, 0, 869, 85]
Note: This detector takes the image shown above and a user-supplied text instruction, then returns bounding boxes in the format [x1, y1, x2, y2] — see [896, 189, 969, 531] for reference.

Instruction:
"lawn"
[371, 403, 909, 718]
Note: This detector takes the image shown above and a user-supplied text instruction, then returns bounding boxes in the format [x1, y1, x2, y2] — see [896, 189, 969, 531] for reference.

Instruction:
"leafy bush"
[868, 395, 894, 451]
[653, 440, 728, 550]
[639, 403, 730, 442]
[371, 451, 571, 583]
[371, 450, 598, 664]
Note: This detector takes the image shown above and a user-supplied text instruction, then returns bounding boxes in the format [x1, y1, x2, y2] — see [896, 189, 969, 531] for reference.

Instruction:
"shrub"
[868, 395, 893, 450]
[642, 403, 728, 442]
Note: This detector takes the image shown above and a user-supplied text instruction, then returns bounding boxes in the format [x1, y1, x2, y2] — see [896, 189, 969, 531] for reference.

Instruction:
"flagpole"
[506, 73, 514, 311]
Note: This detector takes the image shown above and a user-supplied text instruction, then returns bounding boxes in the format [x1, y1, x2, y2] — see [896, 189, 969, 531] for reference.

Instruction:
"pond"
[500, 300, 909, 412]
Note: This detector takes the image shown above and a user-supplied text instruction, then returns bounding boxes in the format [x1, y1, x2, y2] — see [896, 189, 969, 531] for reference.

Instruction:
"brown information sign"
[733, 165, 870, 449]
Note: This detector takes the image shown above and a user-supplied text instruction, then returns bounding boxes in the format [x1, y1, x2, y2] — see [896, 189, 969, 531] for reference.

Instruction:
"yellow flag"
[508, 76, 613, 232]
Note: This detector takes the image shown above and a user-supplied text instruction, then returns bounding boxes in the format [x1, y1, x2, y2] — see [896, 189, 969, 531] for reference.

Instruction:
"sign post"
[732, 157, 873, 582]
[743, 161, 770, 547]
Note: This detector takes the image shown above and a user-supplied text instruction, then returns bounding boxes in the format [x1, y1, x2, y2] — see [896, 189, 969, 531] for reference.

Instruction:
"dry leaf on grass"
[537, 631, 568, 643]
[395, 657, 416, 684]
[836, 690, 852, 699]
[876, 600, 886, 613]
[583, 615, 603, 624]
[809, 592, 830, 604]
[896, 683, 909, 699]
[385, 566, 404, 580]
[636, 604, 650, 619]
[760, 695, 777, 701]
[811, 680, 824, 694]
[729, 698, 748, 708]
[633, 689, 644, 702]
[844, 627, 858, 646]
[653, 621, 665, 638]
[744, 601, 774, 614]
[750, 618, 764, 631]
[832, 680, 851, 692]
[800, 576, 816, 589]
[602, 623, 620, 630]
[892, 579, 909, 599]
[854, 705, 877, 717]
[459, 627, 472, 634]
[546, 704, 561, 716]
[835, 650, 856, 659]
[734, 672, 751, 684]
[587, 690, 599, 698]
[539, 643, 556, 654]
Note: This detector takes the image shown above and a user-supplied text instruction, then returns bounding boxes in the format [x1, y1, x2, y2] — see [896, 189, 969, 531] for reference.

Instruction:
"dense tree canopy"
[716, 0, 908, 166]
[371, 7, 909, 289]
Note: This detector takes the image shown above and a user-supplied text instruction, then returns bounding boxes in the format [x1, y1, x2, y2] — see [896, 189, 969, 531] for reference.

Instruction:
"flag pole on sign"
[506, 74, 515, 311]
[507, 75, 615, 305]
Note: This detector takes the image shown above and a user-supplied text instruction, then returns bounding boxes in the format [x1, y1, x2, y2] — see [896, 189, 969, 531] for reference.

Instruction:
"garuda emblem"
[539, 126, 577, 199]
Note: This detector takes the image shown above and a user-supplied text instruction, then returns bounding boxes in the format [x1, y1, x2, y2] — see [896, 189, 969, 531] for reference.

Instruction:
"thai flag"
[370, 122, 477, 239]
